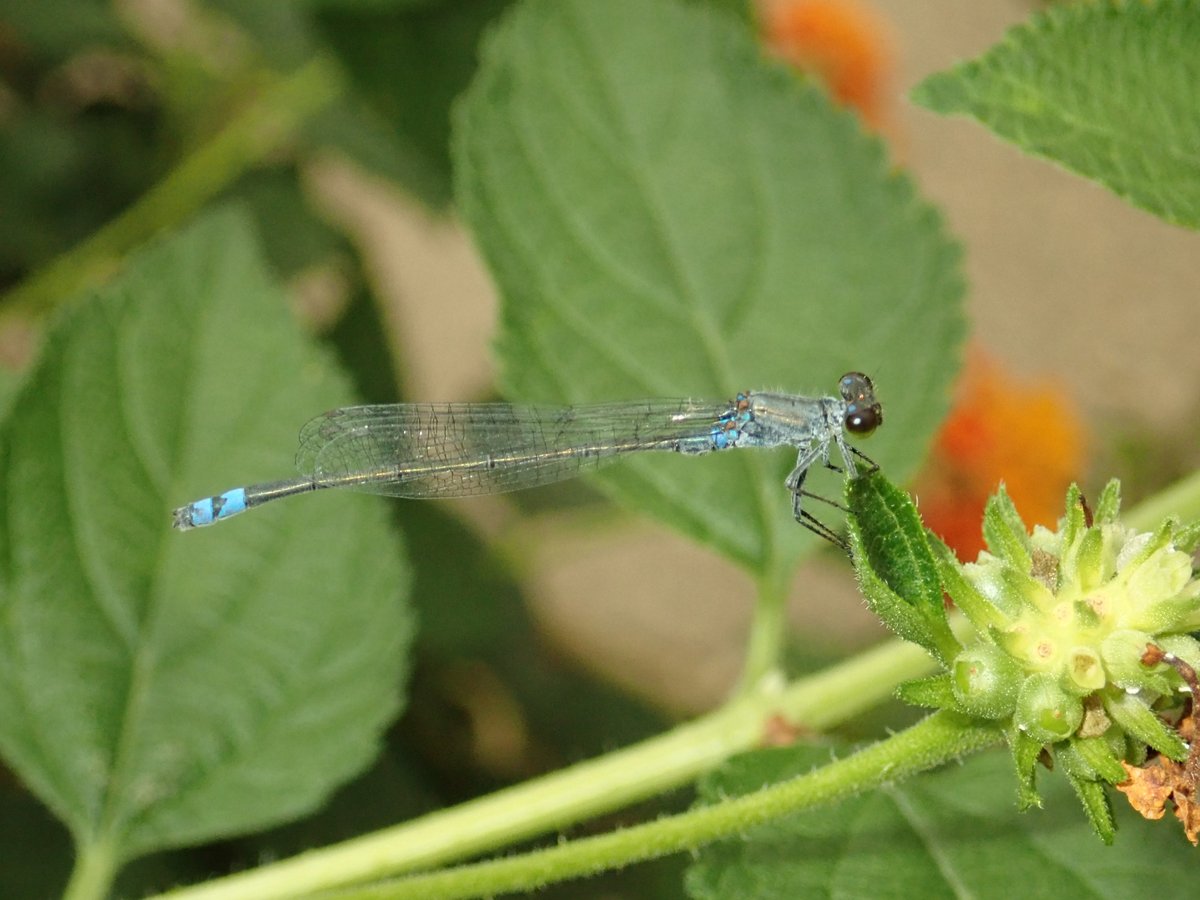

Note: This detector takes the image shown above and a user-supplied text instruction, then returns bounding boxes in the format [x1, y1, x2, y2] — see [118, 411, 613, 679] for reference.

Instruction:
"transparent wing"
[293, 399, 729, 498]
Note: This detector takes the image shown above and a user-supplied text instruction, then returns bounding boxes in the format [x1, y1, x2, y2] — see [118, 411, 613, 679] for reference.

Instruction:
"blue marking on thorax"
[710, 393, 755, 450]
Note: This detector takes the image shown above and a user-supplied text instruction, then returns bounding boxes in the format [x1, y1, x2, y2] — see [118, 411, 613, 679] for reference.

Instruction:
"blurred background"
[1, 0, 1197, 894]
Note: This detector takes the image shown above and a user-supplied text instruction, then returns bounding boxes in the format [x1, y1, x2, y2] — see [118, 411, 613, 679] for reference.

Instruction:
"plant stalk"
[151, 635, 939, 900]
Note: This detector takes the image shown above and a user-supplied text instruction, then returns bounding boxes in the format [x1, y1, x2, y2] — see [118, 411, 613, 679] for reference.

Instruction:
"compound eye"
[839, 372, 874, 403]
[845, 403, 881, 435]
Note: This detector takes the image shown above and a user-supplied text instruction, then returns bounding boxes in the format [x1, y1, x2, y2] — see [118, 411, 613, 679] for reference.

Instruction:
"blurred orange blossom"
[760, 0, 895, 130]
[912, 346, 1087, 561]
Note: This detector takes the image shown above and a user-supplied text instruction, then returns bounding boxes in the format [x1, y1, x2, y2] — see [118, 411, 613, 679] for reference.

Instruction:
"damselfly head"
[839, 372, 882, 435]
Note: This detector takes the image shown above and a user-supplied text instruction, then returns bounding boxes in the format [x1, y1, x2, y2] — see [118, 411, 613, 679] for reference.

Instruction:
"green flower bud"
[1015, 673, 1084, 743]
[951, 644, 1022, 718]
[1064, 647, 1106, 694]
[995, 619, 1061, 672]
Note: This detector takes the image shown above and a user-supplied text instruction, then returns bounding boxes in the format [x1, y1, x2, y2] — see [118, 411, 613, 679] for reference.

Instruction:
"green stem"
[151, 636, 938, 900]
[332, 712, 1003, 900]
[62, 838, 120, 900]
[737, 564, 791, 691]
[0, 54, 344, 325]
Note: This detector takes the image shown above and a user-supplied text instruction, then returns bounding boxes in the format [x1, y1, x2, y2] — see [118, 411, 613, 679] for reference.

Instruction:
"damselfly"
[172, 373, 883, 545]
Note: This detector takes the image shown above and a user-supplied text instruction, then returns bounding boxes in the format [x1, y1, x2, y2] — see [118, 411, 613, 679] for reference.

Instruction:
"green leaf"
[685, 0, 755, 24]
[309, 0, 453, 10]
[850, 565, 944, 665]
[206, 0, 317, 67]
[0, 0, 127, 57]
[1008, 725, 1045, 811]
[1172, 518, 1200, 554]
[929, 534, 1012, 630]
[1065, 737, 1128, 787]
[456, 0, 964, 571]
[982, 486, 1030, 570]
[0, 208, 412, 870]
[1092, 478, 1122, 527]
[1063, 770, 1117, 847]
[312, 0, 517, 207]
[895, 674, 955, 710]
[1058, 482, 1087, 558]
[1103, 690, 1188, 762]
[912, 0, 1200, 230]
[0, 108, 166, 278]
[849, 473, 942, 610]
[687, 745, 1196, 899]
[0, 366, 23, 422]
[234, 168, 353, 280]
[847, 471, 959, 663]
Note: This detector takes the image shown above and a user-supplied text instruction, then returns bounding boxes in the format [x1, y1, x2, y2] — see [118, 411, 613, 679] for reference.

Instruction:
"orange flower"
[761, 0, 895, 130]
[913, 346, 1087, 561]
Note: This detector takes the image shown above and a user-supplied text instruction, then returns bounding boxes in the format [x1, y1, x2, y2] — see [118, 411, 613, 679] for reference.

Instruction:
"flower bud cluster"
[937, 481, 1200, 814]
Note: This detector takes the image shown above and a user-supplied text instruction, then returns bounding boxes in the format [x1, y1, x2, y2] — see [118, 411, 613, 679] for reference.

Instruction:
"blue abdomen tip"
[189, 498, 216, 527]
